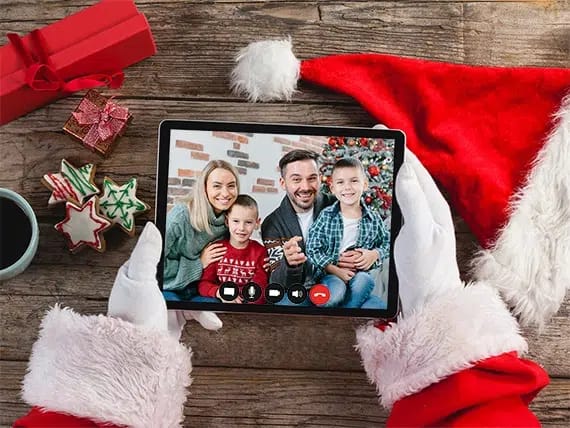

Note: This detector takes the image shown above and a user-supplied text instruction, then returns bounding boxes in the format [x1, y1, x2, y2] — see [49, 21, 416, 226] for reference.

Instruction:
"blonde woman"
[163, 160, 239, 298]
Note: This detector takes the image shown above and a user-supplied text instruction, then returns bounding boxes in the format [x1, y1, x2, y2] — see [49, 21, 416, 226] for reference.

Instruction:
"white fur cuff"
[355, 283, 527, 409]
[22, 305, 192, 428]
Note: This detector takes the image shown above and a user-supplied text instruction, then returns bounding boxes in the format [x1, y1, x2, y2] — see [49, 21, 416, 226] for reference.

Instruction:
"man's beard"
[289, 190, 316, 211]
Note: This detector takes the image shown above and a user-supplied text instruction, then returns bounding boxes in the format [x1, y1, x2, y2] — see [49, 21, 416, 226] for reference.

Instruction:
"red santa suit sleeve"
[13, 407, 119, 427]
[12, 305, 192, 428]
[356, 282, 549, 427]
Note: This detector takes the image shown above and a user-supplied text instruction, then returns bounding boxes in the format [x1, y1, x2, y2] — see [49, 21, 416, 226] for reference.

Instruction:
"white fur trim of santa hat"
[355, 283, 527, 409]
[472, 96, 570, 329]
[22, 305, 192, 428]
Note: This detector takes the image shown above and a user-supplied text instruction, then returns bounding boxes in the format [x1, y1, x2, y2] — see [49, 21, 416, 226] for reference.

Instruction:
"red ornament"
[328, 137, 338, 147]
[365, 196, 372, 205]
[359, 137, 368, 147]
[368, 165, 380, 177]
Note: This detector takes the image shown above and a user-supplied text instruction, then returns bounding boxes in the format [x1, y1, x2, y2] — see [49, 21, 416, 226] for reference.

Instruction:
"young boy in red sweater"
[198, 194, 268, 304]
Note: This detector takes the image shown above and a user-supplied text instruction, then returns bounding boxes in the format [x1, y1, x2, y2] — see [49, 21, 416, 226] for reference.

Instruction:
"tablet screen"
[156, 121, 404, 318]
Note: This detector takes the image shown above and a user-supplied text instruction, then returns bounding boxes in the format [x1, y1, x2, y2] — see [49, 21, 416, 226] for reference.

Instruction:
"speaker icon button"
[288, 284, 307, 304]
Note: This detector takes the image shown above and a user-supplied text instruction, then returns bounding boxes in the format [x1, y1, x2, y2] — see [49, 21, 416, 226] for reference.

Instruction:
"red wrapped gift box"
[0, 0, 156, 125]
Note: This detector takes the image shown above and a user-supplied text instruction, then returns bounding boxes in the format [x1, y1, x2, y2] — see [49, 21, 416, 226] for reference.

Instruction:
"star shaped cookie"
[99, 177, 150, 235]
[42, 159, 100, 206]
[55, 196, 111, 252]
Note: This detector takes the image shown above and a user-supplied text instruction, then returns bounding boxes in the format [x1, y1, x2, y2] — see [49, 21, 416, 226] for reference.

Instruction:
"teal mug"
[0, 188, 39, 281]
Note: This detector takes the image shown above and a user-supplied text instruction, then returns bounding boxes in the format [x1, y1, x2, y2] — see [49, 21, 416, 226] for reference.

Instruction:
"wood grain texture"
[1, 361, 570, 428]
[1, 280, 570, 376]
[1, 0, 569, 426]
[0, 1, 567, 103]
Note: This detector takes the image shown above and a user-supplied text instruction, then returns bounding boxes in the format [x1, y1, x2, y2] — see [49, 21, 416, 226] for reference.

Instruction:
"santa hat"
[230, 39, 570, 328]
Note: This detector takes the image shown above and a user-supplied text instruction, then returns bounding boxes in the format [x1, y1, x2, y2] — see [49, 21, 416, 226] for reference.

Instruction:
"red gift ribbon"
[72, 97, 129, 148]
[7, 30, 124, 93]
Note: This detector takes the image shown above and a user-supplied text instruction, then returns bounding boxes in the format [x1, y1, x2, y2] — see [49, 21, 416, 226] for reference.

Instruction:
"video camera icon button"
[242, 282, 262, 302]
[219, 281, 239, 302]
[265, 283, 285, 304]
[288, 284, 307, 304]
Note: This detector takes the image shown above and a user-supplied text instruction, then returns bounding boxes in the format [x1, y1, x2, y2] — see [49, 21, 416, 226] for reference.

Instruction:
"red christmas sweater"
[198, 239, 268, 303]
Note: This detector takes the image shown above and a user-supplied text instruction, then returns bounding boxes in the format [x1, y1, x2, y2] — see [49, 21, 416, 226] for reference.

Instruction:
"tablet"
[156, 121, 404, 318]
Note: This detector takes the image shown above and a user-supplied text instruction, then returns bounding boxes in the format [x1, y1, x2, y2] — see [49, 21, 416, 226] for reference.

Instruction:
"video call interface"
[162, 129, 396, 310]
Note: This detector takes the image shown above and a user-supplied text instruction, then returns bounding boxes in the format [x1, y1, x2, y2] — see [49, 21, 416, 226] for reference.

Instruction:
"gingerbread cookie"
[98, 177, 150, 235]
[54, 196, 111, 252]
[42, 159, 100, 206]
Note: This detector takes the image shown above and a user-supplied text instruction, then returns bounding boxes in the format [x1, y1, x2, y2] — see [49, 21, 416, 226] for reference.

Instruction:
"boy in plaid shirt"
[306, 158, 388, 308]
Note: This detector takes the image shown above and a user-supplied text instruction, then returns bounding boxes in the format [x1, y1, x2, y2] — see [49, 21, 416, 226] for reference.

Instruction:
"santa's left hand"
[108, 222, 222, 339]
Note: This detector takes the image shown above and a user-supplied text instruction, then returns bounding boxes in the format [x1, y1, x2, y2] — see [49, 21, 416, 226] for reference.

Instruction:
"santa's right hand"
[394, 150, 463, 316]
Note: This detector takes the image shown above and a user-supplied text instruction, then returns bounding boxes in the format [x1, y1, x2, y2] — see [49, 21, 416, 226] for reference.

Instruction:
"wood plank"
[1, 290, 569, 375]
[1, 361, 569, 427]
[0, 1, 567, 103]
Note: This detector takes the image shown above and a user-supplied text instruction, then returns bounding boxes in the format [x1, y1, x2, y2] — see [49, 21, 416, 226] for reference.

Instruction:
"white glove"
[108, 222, 222, 338]
[395, 150, 462, 316]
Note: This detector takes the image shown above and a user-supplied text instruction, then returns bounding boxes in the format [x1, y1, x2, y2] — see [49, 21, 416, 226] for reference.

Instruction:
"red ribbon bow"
[73, 97, 129, 148]
[7, 30, 124, 93]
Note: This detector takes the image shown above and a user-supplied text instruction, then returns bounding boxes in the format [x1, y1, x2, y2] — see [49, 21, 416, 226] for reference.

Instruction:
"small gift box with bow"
[63, 90, 131, 156]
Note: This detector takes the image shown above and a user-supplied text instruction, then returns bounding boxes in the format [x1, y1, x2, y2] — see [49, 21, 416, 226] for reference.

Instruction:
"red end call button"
[309, 284, 330, 305]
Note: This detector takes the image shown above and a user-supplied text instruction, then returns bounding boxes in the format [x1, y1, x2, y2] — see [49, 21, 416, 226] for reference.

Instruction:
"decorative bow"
[73, 97, 129, 148]
[7, 30, 124, 92]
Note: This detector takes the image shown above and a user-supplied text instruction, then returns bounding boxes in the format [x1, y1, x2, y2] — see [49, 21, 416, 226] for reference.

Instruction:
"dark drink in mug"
[0, 189, 39, 280]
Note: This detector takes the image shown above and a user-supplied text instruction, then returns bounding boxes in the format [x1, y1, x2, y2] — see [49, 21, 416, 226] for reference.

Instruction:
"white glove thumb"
[108, 222, 168, 332]
[395, 150, 462, 316]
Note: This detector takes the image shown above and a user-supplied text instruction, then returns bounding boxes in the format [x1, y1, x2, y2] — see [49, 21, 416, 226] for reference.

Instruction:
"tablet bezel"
[156, 120, 404, 318]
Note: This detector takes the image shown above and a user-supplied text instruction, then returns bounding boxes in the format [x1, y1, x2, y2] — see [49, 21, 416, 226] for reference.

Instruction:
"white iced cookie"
[54, 196, 111, 252]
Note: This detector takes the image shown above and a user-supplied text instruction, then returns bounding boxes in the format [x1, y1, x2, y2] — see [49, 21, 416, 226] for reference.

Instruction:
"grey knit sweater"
[163, 203, 227, 291]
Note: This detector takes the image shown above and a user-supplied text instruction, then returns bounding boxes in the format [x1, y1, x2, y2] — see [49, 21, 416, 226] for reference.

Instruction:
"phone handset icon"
[309, 284, 330, 305]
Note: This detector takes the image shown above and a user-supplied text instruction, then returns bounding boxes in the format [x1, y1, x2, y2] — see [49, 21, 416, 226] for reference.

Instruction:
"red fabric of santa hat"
[231, 39, 570, 328]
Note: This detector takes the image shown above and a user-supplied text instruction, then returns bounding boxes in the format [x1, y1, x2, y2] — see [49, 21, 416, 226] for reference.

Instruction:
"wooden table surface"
[1, 1, 569, 426]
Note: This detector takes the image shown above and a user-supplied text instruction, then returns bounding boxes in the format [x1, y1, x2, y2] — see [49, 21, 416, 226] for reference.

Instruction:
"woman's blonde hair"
[188, 160, 240, 235]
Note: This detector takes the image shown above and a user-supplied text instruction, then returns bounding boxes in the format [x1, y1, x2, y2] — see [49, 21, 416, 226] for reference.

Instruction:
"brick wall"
[167, 130, 327, 218]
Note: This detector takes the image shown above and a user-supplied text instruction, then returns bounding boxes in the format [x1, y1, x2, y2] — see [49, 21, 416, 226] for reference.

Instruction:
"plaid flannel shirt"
[306, 200, 389, 280]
